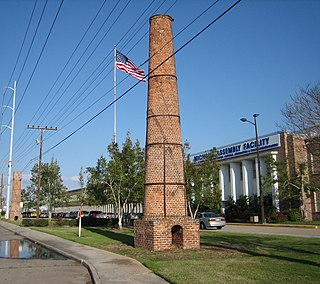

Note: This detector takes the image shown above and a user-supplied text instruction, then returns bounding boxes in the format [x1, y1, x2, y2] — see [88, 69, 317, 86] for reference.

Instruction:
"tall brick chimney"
[134, 14, 200, 251]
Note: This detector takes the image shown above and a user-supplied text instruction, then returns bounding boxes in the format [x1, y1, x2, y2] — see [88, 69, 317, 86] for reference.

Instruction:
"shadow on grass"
[85, 227, 134, 247]
[201, 234, 320, 268]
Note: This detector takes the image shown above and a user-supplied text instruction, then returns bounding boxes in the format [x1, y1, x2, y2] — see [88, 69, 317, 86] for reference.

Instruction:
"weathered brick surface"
[278, 133, 314, 220]
[134, 14, 200, 250]
[9, 171, 22, 221]
[134, 218, 200, 251]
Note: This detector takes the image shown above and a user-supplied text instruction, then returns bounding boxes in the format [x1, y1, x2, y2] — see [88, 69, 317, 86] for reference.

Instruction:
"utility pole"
[2, 81, 16, 219]
[27, 125, 57, 218]
[0, 173, 3, 217]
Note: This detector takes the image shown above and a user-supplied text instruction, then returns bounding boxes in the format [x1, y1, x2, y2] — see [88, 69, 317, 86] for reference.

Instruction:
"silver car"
[198, 212, 226, 230]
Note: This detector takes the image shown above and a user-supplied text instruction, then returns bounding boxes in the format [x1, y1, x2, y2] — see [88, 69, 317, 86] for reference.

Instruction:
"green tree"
[262, 155, 318, 220]
[184, 144, 221, 218]
[86, 133, 144, 229]
[86, 156, 110, 206]
[77, 167, 88, 210]
[40, 159, 67, 219]
[21, 187, 36, 211]
[23, 159, 67, 219]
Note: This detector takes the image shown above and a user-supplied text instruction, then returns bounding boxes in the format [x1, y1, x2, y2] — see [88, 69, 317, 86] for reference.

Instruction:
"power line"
[48, 0, 215, 134]
[44, 0, 176, 130]
[10, 0, 166, 158]
[32, 0, 124, 127]
[0, 0, 42, 138]
[15, 0, 65, 113]
[27, 0, 108, 126]
[2, 0, 138, 169]
[1, 0, 63, 146]
[1, 0, 65, 161]
[43, 0, 242, 156]
[14, 0, 239, 174]
[8, 0, 109, 163]
[1, 0, 38, 119]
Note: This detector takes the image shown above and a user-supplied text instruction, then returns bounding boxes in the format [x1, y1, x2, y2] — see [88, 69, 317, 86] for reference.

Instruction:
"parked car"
[39, 212, 48, 218]
[65, 211, 78, 219]
[96, 212, 108, 218]
[52, 212, 59, 218]
[22, 211, 35, 218]
[52, 212, 67, 218]
[96, 212, 116, 219]
[197, 212, 226, 230]
[89, 210, 103, 218]
[30, 211, 38, 218]
[130, 213, 143, 220]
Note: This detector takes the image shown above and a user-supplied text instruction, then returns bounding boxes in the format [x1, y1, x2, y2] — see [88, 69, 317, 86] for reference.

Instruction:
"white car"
[198, 212, 226, 230]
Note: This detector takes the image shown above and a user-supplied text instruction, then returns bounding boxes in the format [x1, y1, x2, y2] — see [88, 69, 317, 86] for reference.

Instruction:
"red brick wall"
[278, 133, 315, 220]
[144, 14, 186, 218]
[134, 218, 200, 250]
[134, 14, 200, 250]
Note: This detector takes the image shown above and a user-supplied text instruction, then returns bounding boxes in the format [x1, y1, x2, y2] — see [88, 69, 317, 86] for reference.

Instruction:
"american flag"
[115, 50, 146, 81]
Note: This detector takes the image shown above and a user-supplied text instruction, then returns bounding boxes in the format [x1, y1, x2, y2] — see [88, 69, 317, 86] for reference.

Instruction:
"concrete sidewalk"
[0, 221, 167, 284]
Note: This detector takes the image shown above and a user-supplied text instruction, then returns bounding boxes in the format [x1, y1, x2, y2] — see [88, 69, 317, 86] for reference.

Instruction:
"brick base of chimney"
[134, 217, 200, 251]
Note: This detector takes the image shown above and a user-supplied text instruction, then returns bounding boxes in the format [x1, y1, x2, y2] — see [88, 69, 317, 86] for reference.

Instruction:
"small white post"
[78, 210, 82, 237]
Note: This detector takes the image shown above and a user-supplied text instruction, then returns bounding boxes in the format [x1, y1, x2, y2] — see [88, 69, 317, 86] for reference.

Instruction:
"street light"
[240, 113, 265, 224]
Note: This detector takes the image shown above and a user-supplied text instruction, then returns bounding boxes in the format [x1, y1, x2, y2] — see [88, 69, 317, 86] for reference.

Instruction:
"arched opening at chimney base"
[171, 225, 183, 248]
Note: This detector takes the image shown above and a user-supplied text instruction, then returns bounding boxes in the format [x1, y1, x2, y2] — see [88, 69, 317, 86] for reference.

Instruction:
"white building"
[190, 131, 320, 221]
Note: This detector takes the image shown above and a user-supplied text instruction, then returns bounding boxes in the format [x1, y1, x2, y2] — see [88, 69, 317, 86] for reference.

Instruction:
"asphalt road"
[0, 224, 92, 284]
[212, 224, 320, 238]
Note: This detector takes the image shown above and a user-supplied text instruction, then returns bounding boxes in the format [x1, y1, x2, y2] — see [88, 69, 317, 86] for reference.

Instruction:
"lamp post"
[240, 114, 265, 224]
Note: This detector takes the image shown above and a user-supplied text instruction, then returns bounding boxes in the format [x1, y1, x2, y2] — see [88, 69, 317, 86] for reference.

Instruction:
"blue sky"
[0, 0, 319, 191]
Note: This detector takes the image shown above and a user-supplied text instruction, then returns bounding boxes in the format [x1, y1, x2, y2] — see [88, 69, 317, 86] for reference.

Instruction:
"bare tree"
[281, 83, 320, 138]
[281, 83, 320, 175]
[281, 84, 320, 218]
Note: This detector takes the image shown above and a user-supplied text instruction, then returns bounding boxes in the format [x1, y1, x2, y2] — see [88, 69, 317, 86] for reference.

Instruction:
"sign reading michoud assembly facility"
[191, 133, 281, 164]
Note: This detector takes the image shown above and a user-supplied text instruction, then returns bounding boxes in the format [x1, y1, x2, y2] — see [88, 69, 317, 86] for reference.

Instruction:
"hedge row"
[21, 217, 123, 227]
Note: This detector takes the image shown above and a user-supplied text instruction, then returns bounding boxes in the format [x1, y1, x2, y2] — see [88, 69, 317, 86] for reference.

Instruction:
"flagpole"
[113, 47, 117, 144]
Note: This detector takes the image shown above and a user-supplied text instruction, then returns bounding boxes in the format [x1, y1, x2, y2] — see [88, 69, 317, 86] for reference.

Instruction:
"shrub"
[81, 217, 118, 227]
[22, 218, 48, 227]
[275, 212, 288, 222]
[284, 209, 302, 222]
[49, 219, 78, 227]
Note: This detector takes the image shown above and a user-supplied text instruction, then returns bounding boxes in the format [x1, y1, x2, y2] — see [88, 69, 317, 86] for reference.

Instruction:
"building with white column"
[190, 131, 320, 221]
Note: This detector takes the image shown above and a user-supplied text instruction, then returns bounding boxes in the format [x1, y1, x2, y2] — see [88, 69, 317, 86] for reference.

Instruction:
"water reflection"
[0, 239, 66, 259]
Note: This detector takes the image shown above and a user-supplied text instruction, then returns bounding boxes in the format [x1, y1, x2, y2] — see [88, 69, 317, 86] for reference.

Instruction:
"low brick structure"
[134, 14, 200, 251]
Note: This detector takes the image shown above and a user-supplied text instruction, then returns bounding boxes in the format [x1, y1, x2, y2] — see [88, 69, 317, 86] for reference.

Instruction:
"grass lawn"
[33, 226, 320, 284]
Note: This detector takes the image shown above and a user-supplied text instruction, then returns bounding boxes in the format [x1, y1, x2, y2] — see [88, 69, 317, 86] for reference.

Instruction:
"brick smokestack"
[134, 15, 200, 251]
[144, 14, 187, 218]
